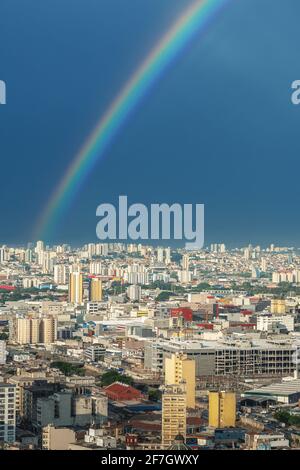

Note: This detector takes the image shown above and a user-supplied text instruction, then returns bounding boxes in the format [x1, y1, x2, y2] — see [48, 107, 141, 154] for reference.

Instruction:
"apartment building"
[162, 383, 186, 447]
[208, 391, 236, 428]
[0, 383, 16, 443]
[164, 353, 196, 408]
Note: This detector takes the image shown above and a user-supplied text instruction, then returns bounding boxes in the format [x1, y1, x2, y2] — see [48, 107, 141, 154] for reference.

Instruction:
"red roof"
[104, 382, 143, 402]
[241, 310, 253, 315]
[196, 323, 213, 330]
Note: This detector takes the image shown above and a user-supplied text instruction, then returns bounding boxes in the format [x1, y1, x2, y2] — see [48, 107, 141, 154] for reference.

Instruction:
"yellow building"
[164, 353, 196, 408]
[69, 272, 83, 304]
[208, 391, 236, 428]
[162, 383, 186, 447]
[89, 277, 102, 302]
[271, 299, 286, 315]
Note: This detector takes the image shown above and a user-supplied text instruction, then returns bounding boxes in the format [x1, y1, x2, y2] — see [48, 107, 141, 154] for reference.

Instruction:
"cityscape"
[1, 241, 300, 450]
[1, 0, 300, 460]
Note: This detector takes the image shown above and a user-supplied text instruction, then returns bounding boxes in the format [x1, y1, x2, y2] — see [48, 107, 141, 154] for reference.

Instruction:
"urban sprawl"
[1, 241, 300, 450]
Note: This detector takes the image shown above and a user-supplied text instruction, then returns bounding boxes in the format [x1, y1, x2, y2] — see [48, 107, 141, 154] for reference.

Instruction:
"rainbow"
[36, 0, 229, 240]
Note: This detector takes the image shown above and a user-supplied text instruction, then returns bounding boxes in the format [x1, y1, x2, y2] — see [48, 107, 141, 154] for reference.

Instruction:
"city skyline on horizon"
[0, 239, 299, 251]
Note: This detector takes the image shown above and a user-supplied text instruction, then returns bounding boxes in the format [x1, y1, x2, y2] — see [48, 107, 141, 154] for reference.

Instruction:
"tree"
[274, 409, 291, 425]
[156, 291, 174, 301]
[100, 370, 133, 387]
[148, 388, 161, 402]
[50, 361, 85, 376]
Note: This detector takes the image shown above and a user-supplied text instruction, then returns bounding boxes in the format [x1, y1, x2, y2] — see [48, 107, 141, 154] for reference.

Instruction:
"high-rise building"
[261, 258, 267, 272]
[16, 318, 31, 344]
[162, 383, 186, 447]
[0, 246, 8, 263]
[68, 272, 83, 304]
[35, 240, 44, 254]
[157, 248, 164, 263]
[13, 317, 57, 345]
[89, 262, 102, 275]
[89, 277, 102, 302]
[127, 284, 141, 301]
[208, 391, 236, 428]
[41, 251, 56, 273]
[40, 317, 57, 344]
[0, 340, 6, 364]
[25, 248, 33, 263]
[54, 264, 68, 285]
[181, 254, 189, 271]
[30, 318, 41, 344]
[87, 243, 96, 259]
[0, 383, 16, 443]
[165, 247, 171, 265]
[164, 353, 195, 408]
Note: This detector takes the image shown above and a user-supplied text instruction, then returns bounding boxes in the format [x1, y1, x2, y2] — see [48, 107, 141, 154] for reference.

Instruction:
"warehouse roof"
[245, 379, 300, 397]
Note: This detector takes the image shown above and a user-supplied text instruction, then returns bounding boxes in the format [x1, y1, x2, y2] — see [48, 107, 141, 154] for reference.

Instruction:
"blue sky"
[1, 0, 300, 247]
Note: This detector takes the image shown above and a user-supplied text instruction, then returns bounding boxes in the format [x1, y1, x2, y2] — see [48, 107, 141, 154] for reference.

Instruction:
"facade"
[37, 391, 73, 429]
[89, 278, 102, 302]
[23, 381, 61, 428]
[0, 341, 6, 365]
[53, 265, 68, 285]
[145, 339, 297, 377]
[127, 285, 141, 301]
[208, 391, 236, 428]
[69, 272, 83, 304]
[0, 383, 16, 443]
[271, 299, 286, 315]
[164, 353, 196, 408]
[40, 317, 57, 344]
[16, 318, 31, 344]
[13, 317, 57, 345]
[84, 344, 106, 362]
[42, 425, 76, 450]
[256, 314, 294, 332]
[162, 383, 186, 447]
[8, 376, 50, 417]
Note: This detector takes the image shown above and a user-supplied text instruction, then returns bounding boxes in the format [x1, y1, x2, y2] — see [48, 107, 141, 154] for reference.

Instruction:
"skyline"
[0, 239, 299, 251]
[1, 0, 300, 246]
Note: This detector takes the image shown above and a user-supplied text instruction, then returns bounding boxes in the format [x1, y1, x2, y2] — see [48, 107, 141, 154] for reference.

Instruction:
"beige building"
[13, 317, 57, 345]
[208, 391, 236, 428]
[16, 318, 31, 344]
[40, 317, 57, 344]
[42, 425, 76, 450]
[162, 383, 186, 447]
[8, 373, 61, 417]
[8, 376, 38, 416]
[89, 277, 102, 302]
[69, 272, 83, 304]
[271, 299, 286, 315]
[30, 318, 41, 344]
[164, 353, 195, 408]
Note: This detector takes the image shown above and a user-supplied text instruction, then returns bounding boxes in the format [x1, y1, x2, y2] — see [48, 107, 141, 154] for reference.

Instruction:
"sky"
[1, 0, 300, 247]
